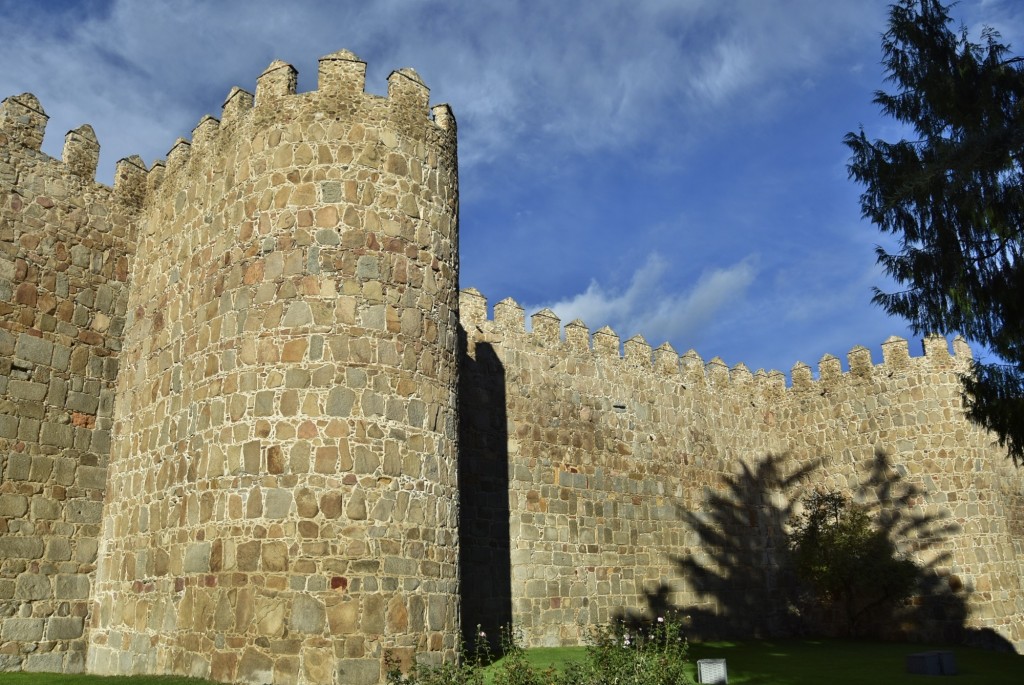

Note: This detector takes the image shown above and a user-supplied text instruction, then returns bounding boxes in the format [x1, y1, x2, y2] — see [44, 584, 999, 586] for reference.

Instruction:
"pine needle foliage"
[845, 0, 1024, 462]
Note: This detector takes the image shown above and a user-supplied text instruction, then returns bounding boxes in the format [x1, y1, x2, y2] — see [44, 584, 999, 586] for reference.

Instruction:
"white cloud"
[528, 254, 758, 348]
[0, 0, 895, 178]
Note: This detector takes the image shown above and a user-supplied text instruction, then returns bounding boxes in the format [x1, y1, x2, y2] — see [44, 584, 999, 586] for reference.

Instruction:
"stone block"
[320, 492, 343, 519]
[289, 595, 326, 634]
[15, 333, 53, 365]
[0, 494, 28, 517]
[39, 421, 74, 447]
[77, 465, 108, 490]
[0, 537, 44, 559]
[24, 653, 66, 673]
[237, 541, 261, 572]
[51, 343, 72, 372]
[302, 645, 333, 685]
[427, 594, 448, 630]
[255, 597, 287, 637]
[383, 556, 418, 577]
[45, 538, 72, 561]
[90, 428, 111, 454]
[66, 390, 99, 413]
[45, 616, 84, 639]
[261, 541, 288, 571]
[15, 572, 51, 599]
[265, 489, 292, 519]
[282, 301, 313, 327]
[29, 456, 55, 481]
[76, 538, 98, 563]
[183, 542, 211, 573]
[0, 413, 18, 438]
[327, 600, 359, 634]
[66, 499, 103, 523]
[243, 440, 261, 473]
[1, 617, 44, 641]
[5, 453, 31, 480]
[295, 488, 319, 518]
[47, 377, 67, 406]
[336, 658, 380, 685]
[30, 497, 61, 520]
[362, 595, 385, 633]
[254, 390, 275, 416]
[237, 649, 273, 683]
[55, 574, 90, 599]
[210, 651, 238, 683]
[0, 328, 12, 355]
[8, 379, 47, 401]
[326, 387, 355, 417]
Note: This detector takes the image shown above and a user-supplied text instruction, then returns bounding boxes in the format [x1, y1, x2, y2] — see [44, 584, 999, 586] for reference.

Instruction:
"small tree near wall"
[788, 490, 918, 637]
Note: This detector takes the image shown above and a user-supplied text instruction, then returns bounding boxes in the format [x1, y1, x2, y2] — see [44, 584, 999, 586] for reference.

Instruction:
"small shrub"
[566, 612, 691, 685]
[385, 626, 494, 685]
[490, 626, 556, 685]
[389, 617, 691, 685]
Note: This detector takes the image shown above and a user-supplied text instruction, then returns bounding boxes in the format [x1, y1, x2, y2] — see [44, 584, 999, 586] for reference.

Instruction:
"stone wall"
[781, 336, 1024, 645]
[83, 52, 460, 685]
[0, 93, 144, 671]
[459, 289, 1024, 650]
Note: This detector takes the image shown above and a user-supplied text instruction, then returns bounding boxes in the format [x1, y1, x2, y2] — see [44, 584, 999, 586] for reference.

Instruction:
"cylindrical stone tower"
[88, 51, 460, 685]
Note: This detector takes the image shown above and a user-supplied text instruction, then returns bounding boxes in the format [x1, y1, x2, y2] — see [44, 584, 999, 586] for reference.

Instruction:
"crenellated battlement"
[141, 51, 455, 202]
[0, 92, 47, 151]
[459, 287, 974, 396]
[1, 93, 149, 206]
[2, 51, 455, 214]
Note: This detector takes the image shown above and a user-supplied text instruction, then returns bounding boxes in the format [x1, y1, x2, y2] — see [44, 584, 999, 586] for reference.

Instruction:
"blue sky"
[2, 0, 1020, 376]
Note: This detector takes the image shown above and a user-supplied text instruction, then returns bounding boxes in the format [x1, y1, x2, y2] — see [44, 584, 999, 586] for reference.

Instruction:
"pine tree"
[845, 0, 1024, 463]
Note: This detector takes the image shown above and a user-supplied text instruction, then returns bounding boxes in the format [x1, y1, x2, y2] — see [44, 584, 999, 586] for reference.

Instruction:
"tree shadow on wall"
[861, 450, 1014, 651]
[626, 449, 1013, 649]
[851, 450, 965, 643]
[457, 335, 511, 651]
[667, 453, 817, 639]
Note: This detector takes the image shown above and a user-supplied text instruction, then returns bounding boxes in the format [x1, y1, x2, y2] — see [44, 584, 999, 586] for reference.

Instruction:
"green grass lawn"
[2, 640, 1019, 684]
[490, 639, 1021, 684]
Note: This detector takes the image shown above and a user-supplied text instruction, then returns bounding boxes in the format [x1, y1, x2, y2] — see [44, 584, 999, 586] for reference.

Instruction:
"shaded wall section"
[457, 321, 511, 646]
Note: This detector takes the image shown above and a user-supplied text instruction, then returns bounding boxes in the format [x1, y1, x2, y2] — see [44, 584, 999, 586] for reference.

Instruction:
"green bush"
[566, 612, 691, 685]
[385, 626, 491, 685]
[788, 489, 918, 636]
[387, 616, 692, 685]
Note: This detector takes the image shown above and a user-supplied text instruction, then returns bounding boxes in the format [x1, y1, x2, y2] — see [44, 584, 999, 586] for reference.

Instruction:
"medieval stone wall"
[0, 93, 144, 672]
[458, 290, 780, 646]
[459, 289, 1024, 651]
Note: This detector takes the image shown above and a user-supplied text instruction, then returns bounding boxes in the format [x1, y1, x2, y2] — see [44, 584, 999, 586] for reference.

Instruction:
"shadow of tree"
[855, 449, 964, 642]
[669, 453, 816, 639]
[625, 449, 1015, 650]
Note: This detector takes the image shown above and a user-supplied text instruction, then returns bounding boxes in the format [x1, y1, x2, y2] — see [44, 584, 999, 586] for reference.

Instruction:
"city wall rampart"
[458, 289, 1024, 649]
[1, 50, 1022, 685]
